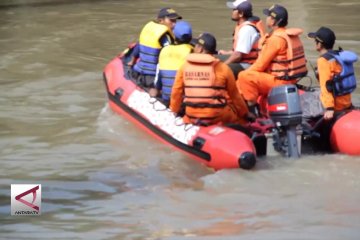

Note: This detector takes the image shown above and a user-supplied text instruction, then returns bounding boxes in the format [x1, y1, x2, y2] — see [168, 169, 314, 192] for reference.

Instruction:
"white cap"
[226, 0, 250, 9]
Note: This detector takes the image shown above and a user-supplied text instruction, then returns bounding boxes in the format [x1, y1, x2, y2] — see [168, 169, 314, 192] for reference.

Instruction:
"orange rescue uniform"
[237, 27, 307, 102]
[170, 54, 249, 125]
[317, 56, 352, 111]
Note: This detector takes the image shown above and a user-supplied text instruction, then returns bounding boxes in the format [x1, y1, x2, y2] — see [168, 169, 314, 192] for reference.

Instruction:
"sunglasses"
[315, 37, 324, 43]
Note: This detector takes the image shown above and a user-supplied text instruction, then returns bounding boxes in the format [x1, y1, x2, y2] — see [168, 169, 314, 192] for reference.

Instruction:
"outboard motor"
[268, 84, 302, 158]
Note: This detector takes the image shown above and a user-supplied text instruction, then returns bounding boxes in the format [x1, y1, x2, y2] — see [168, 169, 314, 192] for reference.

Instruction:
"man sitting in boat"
[237, 4, 308, 116]
[130, 7, 182, 89]
[308, 27, 357, 120]
[307, 26, 358, 150]
[149, 21, 193, 107]
[170, 33, 252, 126]
[218, 0, 264, 74]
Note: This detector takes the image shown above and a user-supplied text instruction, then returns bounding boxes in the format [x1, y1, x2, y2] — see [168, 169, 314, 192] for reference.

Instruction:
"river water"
[1, 0, 360, 239]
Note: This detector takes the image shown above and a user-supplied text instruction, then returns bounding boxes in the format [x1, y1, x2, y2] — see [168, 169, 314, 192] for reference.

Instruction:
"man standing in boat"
[307, 26, 357, 150]
[218, 0, 264, 73]
[130, 7, 182, 88]
[170, 33, 252, 126]
[149, 21, 193, 107]
[237, 4, 308, 116]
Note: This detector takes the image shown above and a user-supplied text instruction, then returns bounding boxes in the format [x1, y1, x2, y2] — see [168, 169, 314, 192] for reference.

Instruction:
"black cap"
[157, 7, 182, 19]
[308, 26, 336, 49]
[192, 33, 217, 54]
[263, 4, 288, 23]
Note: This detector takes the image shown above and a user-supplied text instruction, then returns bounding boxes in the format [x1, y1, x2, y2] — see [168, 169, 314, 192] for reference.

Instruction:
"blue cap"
[173, 21, 192, 42]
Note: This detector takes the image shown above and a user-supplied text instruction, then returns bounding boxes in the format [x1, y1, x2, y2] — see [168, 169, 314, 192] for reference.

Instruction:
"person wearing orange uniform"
[308, 27, 353, 120]
[237, 4, 307, 115]
[170, 33, 252, 126]
[307, 27, 357, 151]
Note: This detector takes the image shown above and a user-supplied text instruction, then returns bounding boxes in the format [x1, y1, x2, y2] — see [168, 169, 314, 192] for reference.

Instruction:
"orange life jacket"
[183, 54, 228, 123]
[266, 28, 308, 80]
[233, 19, 265, 64]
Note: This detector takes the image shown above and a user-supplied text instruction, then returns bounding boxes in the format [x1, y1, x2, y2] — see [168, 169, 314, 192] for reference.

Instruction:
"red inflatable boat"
[103, 56, 257, 170]
[330, 110, 360, 155]
[103, 52, 360, 170]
